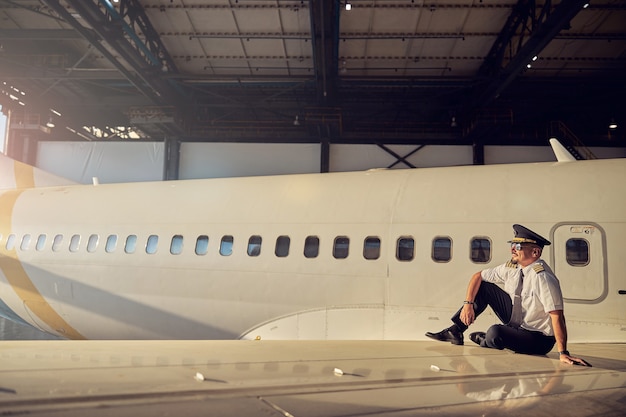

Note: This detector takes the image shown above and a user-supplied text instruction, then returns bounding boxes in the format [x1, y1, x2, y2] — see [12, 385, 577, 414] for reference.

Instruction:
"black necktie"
[509, 269, 524, 327]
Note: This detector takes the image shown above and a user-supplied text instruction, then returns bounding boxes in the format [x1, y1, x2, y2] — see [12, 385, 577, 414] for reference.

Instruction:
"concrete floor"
[0, 340, 624, 416]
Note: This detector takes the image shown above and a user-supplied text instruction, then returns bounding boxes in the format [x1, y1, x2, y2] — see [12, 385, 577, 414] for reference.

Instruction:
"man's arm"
[549, 310, 591, 366]
[459, 271, 483, 326]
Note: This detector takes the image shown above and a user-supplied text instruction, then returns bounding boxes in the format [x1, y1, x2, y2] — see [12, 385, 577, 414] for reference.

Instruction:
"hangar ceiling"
[0, 0, 625, 152]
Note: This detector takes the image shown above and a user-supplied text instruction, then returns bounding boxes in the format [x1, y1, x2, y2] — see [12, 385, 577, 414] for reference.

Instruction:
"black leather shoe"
[469, 331, 486, 346]
[425, 326, 464, 345]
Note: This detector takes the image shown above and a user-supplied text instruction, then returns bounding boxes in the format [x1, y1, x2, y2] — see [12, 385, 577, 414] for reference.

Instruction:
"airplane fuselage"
[0, 158, 625, 341]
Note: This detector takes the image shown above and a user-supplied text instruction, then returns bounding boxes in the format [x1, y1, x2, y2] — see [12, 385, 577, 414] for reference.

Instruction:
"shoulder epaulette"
[505, 261, 516, 268]
[533, 263, 545, 273]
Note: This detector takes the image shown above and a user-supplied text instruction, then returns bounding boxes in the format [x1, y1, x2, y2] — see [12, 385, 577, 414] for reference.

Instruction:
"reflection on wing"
[0, 341, 623, 416]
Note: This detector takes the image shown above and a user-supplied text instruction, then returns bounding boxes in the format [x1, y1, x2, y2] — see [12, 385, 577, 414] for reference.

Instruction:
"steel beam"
[309, 0, 340, 105]
[472, 0, 590, 108]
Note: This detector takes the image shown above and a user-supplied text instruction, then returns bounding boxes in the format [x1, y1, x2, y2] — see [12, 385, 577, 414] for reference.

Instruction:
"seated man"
[425, 224, 590, 366]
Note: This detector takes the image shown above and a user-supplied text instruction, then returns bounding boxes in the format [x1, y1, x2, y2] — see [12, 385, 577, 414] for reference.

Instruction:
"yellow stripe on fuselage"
[14, 157, 36, 190]
[0, 161, 85, 339]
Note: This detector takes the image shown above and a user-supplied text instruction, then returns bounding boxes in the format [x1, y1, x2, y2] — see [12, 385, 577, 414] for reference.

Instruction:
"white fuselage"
[0, 158, 624, 341]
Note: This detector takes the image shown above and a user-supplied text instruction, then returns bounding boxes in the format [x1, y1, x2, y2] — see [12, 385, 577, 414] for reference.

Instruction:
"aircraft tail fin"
[549, 138, 578, 162]
[0, 153, 77, 190]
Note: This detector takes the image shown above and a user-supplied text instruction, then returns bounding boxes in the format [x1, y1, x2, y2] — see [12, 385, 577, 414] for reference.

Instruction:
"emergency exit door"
[552, 223, 607, 302]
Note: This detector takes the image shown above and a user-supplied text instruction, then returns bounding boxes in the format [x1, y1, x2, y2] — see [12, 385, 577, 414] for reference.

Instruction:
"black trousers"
[451, 282, 556, 355]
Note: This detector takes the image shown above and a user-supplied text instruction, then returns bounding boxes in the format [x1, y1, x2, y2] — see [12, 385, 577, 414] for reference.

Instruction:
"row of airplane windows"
[2, 233, 590, 265]
[2, 232, 492, 263]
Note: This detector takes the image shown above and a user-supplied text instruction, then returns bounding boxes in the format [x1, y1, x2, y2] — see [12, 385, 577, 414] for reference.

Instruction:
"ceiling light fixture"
[46, 117, 55, 128]
[345, 2, 352, 10]
[609, 119, 617, 130]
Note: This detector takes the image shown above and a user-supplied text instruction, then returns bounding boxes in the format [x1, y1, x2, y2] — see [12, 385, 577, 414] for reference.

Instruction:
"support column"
[473, 142, 485, 165]
[320, 138, 330, 173]
[163, 136, 180, 180]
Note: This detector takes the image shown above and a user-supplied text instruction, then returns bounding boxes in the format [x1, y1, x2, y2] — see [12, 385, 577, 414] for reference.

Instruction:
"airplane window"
[69, 234, 81, 252]
[195, 235, 209, 255]
[36, 234, 46, 251]
[304, 236, 319, 258]
[125, 235, 137, 254]
[432, 237, 452, 262]
[20, 234, 31, 251]
[248, 235, 262, 257]
[171, 235, 183, 255]
[275, 235, 290, 257]
[566, 238, 590, 266]
[333, 236, 350, 259]
[5, 234, 16, 250]
[105, 235, 117, 253]
[363, 236, 381, 260]
[220, 235, 234, 256]
[52, 234, 63, 252]
[87, 234, 99, 253]
[146, 235, 159, 254]
[470, 237, 491, 263]
[396, 237, 414, 261]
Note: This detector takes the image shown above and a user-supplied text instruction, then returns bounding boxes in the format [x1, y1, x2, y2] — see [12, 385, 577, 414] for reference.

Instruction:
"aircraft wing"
[0, 153, 77, 190]
[0, 340, 623, 416]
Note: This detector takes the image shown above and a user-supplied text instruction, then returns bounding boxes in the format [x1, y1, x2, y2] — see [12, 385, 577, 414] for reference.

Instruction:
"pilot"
[426, 224, 591, 366]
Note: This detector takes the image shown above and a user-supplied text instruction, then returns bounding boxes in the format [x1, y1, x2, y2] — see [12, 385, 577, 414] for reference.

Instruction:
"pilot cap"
[508, 224, 551, 248]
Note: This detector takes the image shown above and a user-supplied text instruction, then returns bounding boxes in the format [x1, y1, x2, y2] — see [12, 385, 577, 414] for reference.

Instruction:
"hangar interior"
[0, 0, 625, 181]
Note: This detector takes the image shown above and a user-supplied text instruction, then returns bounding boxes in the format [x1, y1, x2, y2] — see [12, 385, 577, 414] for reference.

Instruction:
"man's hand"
[560, 352, 592, 367]
[460, 303, 475, 326]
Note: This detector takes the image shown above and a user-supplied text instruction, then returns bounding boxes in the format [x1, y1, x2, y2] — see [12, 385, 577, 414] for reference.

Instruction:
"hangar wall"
[179, 143, 320, 179]
[36, 141, 626, 184]
[38, 141, 164, 183]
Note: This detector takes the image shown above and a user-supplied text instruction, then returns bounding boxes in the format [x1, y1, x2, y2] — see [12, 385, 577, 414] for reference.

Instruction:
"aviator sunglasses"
[511, 243, 529, 251]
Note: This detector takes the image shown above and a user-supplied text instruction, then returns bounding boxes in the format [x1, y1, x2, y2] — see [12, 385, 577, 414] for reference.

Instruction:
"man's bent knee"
[484, 325, 506, 350]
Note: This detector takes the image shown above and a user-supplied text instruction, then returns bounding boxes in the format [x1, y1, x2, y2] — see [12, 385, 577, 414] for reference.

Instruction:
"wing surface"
[0, 153, 76, 190]
[0, 340, 624, 416]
